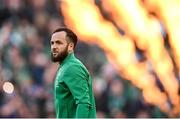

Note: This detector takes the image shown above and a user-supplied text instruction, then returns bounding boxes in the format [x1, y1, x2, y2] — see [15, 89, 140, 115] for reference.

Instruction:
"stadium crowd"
[0, 0, 167, 118]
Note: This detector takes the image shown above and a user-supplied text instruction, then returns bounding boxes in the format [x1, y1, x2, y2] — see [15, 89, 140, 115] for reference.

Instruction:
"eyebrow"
[51, 39, 63, 43]
[51, 38, 61, 42]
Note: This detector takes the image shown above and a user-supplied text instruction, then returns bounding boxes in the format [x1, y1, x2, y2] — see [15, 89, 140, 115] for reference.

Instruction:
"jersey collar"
[60, 52, 75, 66]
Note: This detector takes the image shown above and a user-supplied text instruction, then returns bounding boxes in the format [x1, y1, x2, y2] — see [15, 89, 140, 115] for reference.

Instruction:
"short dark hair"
[52, 27, 78, 48]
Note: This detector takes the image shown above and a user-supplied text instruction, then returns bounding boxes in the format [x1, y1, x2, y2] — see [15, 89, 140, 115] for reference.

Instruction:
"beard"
[51, 45, 68, 63]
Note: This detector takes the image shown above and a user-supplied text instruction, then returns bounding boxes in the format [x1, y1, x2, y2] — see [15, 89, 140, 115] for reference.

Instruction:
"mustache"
[51, 50, 59, 53]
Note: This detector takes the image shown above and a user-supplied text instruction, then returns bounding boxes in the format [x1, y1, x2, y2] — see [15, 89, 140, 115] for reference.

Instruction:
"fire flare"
[60, 0, 180, 116]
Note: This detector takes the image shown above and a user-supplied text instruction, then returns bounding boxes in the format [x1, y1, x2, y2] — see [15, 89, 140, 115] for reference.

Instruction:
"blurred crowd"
[0, 0, 167, 118]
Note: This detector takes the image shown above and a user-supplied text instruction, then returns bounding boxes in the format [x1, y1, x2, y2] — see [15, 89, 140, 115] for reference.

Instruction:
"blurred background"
[0, 0, 180, 118]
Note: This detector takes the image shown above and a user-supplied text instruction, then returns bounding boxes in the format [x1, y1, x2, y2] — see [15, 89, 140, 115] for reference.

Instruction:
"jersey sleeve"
[63, 64, 91, 117]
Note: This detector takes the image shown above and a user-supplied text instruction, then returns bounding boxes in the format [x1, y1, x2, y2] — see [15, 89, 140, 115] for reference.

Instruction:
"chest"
[54, 68, 68, 94]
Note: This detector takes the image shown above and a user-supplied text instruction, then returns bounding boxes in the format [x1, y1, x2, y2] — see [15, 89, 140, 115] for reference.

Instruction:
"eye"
[55, 40, 62, 44]
[51, 41, 54, 45]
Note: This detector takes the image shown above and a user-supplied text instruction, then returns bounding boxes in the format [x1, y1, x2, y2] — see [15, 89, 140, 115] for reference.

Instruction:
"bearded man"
[50, 27, 96, 118]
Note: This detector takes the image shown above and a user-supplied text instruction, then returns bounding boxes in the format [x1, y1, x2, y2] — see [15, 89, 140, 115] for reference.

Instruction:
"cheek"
[57, 45, 64, 50]
[50, 46, 53, 51]
[59, 45, 64, 50]
[54, 44, 68, 52]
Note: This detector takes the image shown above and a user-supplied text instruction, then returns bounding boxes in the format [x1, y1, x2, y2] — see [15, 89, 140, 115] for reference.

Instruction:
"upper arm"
[63, 65, 91, 105]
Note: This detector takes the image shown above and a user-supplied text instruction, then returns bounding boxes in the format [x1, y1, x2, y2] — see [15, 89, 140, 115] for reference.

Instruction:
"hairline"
[52, 30, 73, 44]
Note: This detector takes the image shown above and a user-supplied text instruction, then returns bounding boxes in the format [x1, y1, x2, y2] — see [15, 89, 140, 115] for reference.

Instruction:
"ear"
[68, 43, 74, 52]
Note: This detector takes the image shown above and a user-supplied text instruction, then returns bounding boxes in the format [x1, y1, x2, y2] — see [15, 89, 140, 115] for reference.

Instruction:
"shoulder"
[62, 56, 89, 75]
[67, 63, 82, 72]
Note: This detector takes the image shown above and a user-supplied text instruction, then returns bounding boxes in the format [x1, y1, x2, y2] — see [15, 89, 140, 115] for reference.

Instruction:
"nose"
[51, 44, 57, 51]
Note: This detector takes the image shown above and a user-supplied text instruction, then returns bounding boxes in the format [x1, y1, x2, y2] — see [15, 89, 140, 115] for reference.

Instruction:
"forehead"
[51, 31, 67, 41]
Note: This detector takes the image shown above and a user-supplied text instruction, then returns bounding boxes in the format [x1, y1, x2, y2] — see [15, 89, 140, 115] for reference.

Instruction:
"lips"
[52, 51, 58, 56]
[53, 52, 58, 55]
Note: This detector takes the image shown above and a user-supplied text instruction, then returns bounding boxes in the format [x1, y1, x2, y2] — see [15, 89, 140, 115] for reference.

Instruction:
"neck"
[59, 52, 74, 65]
[68, 50, 74, 54]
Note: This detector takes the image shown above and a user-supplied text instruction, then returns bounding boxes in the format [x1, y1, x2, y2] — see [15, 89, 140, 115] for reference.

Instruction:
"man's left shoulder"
[70, 59, 89, 73]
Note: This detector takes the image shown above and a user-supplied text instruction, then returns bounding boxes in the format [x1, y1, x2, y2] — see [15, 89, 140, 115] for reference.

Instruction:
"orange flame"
[60, 0, 180, 116]
[143, 0, 180, 115]
[102, 0, 180, 115]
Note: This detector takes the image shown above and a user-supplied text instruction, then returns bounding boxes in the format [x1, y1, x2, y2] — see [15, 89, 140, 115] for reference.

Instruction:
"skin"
[50, 31, 74, 62]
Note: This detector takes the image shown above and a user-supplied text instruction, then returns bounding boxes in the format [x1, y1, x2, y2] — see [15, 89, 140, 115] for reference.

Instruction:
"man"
[50, 27, 96, 118]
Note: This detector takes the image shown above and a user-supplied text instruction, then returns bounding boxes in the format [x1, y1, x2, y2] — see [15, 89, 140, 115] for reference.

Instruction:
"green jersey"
[54, 53, 96, 118]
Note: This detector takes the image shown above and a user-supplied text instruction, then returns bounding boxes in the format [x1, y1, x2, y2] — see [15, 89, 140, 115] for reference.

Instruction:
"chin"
[51, 56, 59, 62]
[51, 59, 59, 62]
